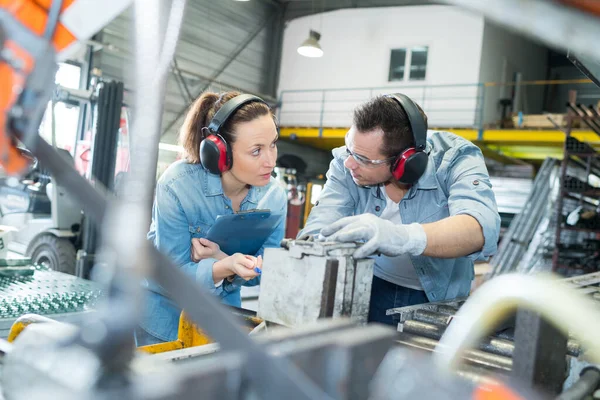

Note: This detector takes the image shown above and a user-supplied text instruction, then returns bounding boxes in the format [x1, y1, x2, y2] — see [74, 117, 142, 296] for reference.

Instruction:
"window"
[388, 49, 407, 81]
[388, 46, 429, 82]
[38, 63, 83, 152]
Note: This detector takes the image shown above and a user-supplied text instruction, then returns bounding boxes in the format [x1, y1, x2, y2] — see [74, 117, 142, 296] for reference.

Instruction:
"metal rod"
[396, 333, 512, 372]
[557, 367, 600, 400]
[401, 319, 580, 357]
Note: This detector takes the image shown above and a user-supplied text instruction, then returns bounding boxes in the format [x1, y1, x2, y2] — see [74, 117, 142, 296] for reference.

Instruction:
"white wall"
[277, 5, 486, 128]
[478, 21, 549, 125]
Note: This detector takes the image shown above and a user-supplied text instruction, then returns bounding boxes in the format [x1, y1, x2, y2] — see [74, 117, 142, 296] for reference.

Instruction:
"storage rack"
[552, 98, 600, 274]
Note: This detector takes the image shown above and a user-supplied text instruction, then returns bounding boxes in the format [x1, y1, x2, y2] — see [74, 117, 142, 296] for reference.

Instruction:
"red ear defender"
[391, 147, 429, 185]
[199, 134, 232, 174]
[392, 147, 417, 181]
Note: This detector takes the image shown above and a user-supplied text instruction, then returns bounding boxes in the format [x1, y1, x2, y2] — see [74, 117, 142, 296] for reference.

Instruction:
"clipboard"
[206, 209, 283, 256]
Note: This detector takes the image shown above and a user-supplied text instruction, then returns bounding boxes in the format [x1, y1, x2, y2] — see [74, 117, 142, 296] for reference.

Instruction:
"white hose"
[434, 273, 600, 372]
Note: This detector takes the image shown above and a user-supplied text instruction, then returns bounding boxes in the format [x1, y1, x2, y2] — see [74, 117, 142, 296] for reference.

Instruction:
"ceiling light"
[297, 30, 323, 58]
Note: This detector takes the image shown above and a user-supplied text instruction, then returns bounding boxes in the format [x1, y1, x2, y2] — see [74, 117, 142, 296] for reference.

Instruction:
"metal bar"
[563, 271, 600, 286]
[263, 3, 286, 97]
[413, 309, 452, 326]
[511, 310, 568, 395]
[319, 91, 325, 137]
[396, 333, 512, 372]
[171, 58, 194, 102]
[553, 120, 571, 271]
[161, 8, 279, 136]
[568, 51, 600, 88]
[477, 83, 485, 138]
[319, 260, 338, 318]
[402, 318, 579, 358]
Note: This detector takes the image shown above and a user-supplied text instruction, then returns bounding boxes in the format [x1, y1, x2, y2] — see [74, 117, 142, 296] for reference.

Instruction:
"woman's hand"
[215, 254, 261, 281]
[191, 238, 227, 262]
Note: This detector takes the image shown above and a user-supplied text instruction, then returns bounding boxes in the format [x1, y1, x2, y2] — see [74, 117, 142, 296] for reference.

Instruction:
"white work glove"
[320, 214, 428, 259]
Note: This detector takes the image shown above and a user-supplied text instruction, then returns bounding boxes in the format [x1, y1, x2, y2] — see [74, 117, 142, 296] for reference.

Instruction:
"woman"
[136, 91, 287, 346]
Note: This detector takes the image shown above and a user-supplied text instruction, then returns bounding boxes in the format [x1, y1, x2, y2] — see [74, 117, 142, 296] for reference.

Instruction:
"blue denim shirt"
[141, 160, 287, 341]
[298, 130, 500, 302]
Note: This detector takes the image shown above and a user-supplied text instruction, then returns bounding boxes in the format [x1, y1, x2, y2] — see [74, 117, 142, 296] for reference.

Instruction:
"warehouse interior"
[1, 0, 600, 399]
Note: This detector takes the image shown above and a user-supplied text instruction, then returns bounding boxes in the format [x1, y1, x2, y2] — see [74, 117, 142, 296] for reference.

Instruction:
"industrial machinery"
[1, 1, 600, 400]
[258, 240, 374, 326]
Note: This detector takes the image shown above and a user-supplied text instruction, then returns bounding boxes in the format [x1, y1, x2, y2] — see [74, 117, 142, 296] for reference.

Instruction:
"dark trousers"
[368, 275, 429, 326]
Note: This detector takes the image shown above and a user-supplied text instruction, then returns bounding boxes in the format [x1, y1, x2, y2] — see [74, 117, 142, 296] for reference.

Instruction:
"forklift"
[0, 79, 126, 277]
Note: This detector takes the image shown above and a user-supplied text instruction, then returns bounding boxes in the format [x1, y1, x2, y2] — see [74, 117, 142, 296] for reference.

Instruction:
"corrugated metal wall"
[93, 0, 283, 145]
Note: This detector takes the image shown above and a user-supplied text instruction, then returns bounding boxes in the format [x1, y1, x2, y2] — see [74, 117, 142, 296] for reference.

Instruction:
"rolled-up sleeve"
[151, 183, 224, 295]
[443, 144, 501, 261]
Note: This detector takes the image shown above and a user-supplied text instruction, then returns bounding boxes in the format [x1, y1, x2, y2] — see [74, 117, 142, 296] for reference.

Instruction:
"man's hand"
[191, 238, 227, 262]
[320, 214, 427, 259]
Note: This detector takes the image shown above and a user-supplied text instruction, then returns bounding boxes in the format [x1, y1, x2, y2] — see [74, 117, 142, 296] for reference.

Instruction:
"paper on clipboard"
[205, 209, 283, 256]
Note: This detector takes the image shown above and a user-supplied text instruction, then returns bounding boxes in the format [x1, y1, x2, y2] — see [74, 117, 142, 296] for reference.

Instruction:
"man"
[298, 93, 500, 326]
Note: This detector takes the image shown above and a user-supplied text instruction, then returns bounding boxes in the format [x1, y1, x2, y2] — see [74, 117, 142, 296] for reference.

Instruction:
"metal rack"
[552, 98, 600, 274]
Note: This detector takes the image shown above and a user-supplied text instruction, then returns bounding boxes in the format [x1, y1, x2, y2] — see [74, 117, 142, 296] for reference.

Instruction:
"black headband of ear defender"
[385, 93, 427, 151]
[206, 94, 267, 134]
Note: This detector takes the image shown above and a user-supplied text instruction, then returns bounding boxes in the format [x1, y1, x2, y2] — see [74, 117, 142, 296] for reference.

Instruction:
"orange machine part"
[558, 0, 600, 17]
[473, 382, 525, 400]
[0, 0, 77, 51]
[0, 40, 34, 174]
[0, 0, 77, 174]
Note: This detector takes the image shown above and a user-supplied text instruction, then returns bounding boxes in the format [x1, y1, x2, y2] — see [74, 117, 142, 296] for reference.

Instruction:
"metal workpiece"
[386, 297, 465, 322]
[279, 239, 360, 258]
[396, 332, 512, 372]
[400, 318, 581, 359]
[258, 240, 374, 326]
[412, 309, 454, 326]
[436, 305, 461, 315]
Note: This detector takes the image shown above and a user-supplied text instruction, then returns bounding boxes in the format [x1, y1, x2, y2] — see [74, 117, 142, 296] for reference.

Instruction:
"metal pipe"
[403, 318, 580, 357]
[557, 367, 600, 400]
[396, 333, 512, 372]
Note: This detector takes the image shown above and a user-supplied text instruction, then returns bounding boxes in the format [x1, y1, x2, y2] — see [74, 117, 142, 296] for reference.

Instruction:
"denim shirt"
[141, 160, 287, 341]
[298, 130, 500, 302]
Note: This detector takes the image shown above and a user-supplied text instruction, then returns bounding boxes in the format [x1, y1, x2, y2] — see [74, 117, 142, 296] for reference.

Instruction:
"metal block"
[258, 241, 374, 326]
[511, 309, 568, 395]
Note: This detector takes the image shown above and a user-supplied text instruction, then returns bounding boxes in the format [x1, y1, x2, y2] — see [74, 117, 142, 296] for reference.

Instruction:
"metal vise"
[258, 239, 374, 326]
